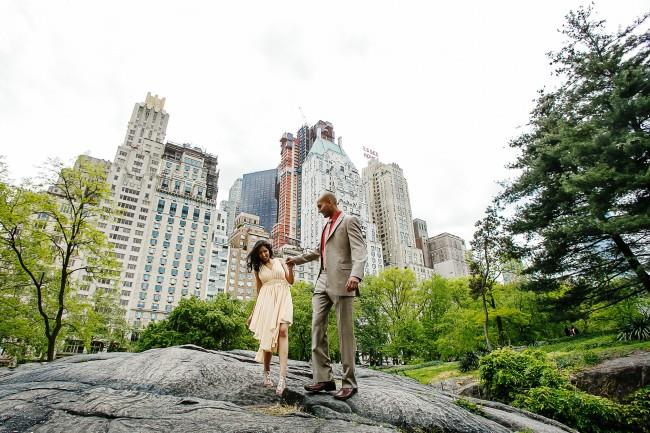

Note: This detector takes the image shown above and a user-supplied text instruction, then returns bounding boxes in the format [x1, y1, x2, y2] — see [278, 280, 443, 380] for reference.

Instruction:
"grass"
[399, 361, 477, 385]
[249, 403, 303, 416]
[536, 333, 650, 372]
[386, 332, 650, 384]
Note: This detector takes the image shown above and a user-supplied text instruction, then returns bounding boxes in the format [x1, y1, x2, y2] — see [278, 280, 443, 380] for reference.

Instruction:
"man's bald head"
[317, 192, 339, 218]
[319, 192, 337, 205]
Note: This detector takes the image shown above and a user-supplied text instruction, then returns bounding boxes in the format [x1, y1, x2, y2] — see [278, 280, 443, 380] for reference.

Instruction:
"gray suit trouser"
[312, 271, 357, 389]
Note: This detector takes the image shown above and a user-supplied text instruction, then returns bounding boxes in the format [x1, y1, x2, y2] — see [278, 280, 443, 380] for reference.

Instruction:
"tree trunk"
[611, 234, 650, 294]
[489, 294, 506, 346]
[47, 334, 57, 362]
[481, 291, 493, 351]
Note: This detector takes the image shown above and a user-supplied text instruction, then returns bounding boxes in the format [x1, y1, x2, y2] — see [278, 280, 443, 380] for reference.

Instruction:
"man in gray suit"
[286, 192, 367, 401]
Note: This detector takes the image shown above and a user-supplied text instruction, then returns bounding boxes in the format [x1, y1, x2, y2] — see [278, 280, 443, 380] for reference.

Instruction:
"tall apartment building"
[413, 218, 431, 268]
[225, 213, 270, 301]
[123, 92, 169, 148]
[240, 169, 277, 235]
[100, 94, 171, 315]
[362, 159, 431, 281]
[425, 232, 470, 279]
[300, 132, 384, 280]
[272, 132, 300, 250]
[207, 208, 229, 299]
[222, 178, 242, 235]
[129, 141, 219, 327]
[295, 121, 335, 241]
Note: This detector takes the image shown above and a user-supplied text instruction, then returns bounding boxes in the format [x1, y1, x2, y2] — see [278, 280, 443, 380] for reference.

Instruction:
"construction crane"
[298, 106, 309, 126]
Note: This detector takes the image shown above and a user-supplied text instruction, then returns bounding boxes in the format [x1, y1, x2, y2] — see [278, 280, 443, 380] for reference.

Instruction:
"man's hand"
[285, 258, 296, 267]
[345, 276, 360, 292]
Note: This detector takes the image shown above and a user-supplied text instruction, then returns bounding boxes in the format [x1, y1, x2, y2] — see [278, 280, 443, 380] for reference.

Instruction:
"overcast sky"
[1, 0, 647, 243]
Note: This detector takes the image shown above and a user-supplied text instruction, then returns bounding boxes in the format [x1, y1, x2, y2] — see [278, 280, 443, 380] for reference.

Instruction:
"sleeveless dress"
[248, 258, 293, 363]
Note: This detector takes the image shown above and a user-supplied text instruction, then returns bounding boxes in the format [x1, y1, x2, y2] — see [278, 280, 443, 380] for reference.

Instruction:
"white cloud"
[0, 0, 646, 242]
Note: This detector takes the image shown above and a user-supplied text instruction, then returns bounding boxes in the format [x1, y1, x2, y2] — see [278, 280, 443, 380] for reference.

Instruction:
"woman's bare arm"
[282, 260, 294, 285]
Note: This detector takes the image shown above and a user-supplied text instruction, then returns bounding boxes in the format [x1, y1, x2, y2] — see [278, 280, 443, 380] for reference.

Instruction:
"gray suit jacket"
[293, 213, 367, 297]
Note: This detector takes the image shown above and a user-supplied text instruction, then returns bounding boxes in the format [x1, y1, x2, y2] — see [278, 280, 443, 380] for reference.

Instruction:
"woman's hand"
[246, 314, 252, 327]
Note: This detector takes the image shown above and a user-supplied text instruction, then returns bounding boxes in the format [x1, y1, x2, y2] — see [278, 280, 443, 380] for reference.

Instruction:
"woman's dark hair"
[247, 240, 274, 272]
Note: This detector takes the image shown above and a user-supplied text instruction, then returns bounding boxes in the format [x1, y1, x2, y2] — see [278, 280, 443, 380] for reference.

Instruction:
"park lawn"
[537, 333, 650, 371]
[390, 333, 650, 384]
[400, 362, 476, 385]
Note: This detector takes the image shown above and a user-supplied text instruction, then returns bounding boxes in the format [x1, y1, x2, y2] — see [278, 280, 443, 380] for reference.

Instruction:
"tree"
[360, 268, 425, 364]
[0, 158, 117, 361]
[419, 275, 471, 359]
[135, 295, 256, 351]
[499, 7, 650, 312]
[355, 279, 389, 366]
[67, 288, 129, 352]
[469, 206, 512, 349]
[288, 281, 313, 361]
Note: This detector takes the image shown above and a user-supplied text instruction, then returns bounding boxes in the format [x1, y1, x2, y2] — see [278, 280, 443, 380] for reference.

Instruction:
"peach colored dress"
[248, 258, 293, 362]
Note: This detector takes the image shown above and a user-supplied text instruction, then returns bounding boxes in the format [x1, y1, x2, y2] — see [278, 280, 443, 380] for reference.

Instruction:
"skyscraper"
[363, 159, 431, 281]
[101, 93, 171, 315]
[123, 92, 169, 148]
[295, 121, 335, 241]
[222, 178, 242, 235]
[272, 132, 300, 249]
[130, 141, 219, 327]
[240, 169, 277, 235]
[413, 218, 431, 268]
[207, 208, 229, 299]
[300, 131, 383, 279]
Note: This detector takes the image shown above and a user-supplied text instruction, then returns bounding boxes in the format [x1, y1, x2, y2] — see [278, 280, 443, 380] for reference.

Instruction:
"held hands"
[285, 258, 295, 268]
[345, 276, 360, 292]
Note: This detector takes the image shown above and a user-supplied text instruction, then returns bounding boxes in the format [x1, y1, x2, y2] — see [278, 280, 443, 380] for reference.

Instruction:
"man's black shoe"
[303, 381, 336, 392]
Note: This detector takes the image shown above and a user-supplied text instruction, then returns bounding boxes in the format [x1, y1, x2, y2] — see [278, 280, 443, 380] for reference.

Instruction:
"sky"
[1, 0, 647, 243]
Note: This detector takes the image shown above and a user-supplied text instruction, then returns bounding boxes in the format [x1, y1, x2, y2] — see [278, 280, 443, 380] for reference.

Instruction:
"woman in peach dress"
[246, 240, 294, 395]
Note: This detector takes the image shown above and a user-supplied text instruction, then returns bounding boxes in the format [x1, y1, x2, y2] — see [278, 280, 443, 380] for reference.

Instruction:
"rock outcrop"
[0, 345, 576, 432]
[572, 351, 650, 401]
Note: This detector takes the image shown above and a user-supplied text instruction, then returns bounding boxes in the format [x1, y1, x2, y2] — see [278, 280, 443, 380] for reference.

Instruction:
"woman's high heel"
[262, 370, 274, 388]
[276, 376, 286, 396]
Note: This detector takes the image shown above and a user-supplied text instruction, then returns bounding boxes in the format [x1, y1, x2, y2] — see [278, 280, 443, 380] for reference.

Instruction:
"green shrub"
[623, 386, 650, 433]
[617, 307, 650, 342]
[458, 349, 486, 372]
[478, 348, 567, 402]
[513, 386, 626, 433]
[582, 350, 600, 366]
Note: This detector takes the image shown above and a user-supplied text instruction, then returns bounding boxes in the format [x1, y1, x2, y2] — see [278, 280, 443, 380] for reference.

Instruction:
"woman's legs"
[278, 323, 289, 378]
[276, 323, 289, 395]
[263, 350, 272, 372]
[262, 351, 273, 387]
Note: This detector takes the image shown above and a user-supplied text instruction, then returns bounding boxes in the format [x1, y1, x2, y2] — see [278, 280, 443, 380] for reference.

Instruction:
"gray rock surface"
[0, 345, 574, 432]
[571, 351, 650, 401]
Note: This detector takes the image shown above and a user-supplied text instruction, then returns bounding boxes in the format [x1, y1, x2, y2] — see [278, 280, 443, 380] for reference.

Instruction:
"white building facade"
[363, 159, 431, 281]
[129, 141, 219, 327]
[300, 134, 384, 282]
[207, 209, 229, 299]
